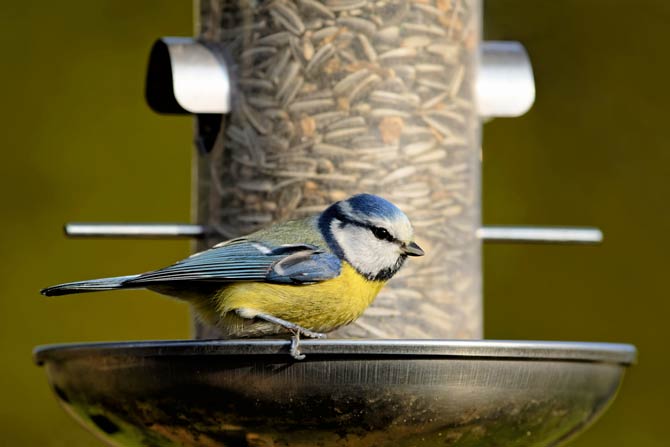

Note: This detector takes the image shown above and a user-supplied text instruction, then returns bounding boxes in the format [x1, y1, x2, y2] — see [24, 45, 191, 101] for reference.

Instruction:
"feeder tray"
[34, 339, 635, 447]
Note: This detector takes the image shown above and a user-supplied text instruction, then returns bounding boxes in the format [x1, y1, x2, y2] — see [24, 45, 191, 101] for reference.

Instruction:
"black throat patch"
[369, 255, 407, 282]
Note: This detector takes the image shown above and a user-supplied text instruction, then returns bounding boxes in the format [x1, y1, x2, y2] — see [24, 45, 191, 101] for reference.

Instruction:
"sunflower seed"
[338, 48, 358, 64]
[305, 43, 335, 73]
[402, 139, 436, 156]
[378, 47, 417, 60]
[280, 76, 304, 107]
[256, 31, 291, 46]
[240, 46, 277, 61]
[417, 78, 451, 90]
[288, 98, 336, 113]
[415, 63, 447, 74]
[402, 22, 447, 36]
[427, 43, 460, 60]
[325, 0, 367, 12]
[269, 48, 291, 84]
[421, 91, 450, 109]
[347, 73, 381, 101]
[237, 180, 275, 192]
[421, 114, 452, 138]
[340, 160, 377, 171]
[302, 34, 315, 60]
[327, 116, 367, 130]
[374, 26, 400, 43]
[381, 166, 417, 184]
[370, 108, 411, 118]
[240, 100, 269, 135]
[247, 95, 279, 109]
[370, 90, 421, 107]
[238, 78, 275, 91]
[313, 142, 356, 157]
[333, 69, 370, 95]
[415, 149, 448, 163]
[298, 0, 336, 19]
[324, 126, 368, 142]
[450, 64, 466, 97]
[312, 26, 339, 41]
[357, 33, 377, 61]
[270, 2, 306, 35]
[337, 16, 377, 35]
[276, 61, 300, 99]
[401, 35, 432, 48]
[312, 111, 348, 127]
[305, 18, 324, 30]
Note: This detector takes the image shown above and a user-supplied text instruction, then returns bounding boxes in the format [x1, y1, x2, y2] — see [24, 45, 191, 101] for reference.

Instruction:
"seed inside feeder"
[196, 0, 481, 339]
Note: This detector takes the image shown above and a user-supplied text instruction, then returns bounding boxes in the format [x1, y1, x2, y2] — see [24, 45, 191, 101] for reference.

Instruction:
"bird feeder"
[35, 1, 635, 446]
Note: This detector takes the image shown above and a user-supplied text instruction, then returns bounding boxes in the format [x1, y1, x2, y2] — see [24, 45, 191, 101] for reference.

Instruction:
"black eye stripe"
[371, 226, 394, 242]
[332, 212, 396, 243]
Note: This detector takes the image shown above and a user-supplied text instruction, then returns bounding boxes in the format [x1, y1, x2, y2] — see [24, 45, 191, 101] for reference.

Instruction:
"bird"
[41, 193, 424, 359]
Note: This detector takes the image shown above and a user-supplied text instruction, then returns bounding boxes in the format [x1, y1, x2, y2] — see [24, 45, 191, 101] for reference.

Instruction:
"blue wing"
[125, 239, 342, 286]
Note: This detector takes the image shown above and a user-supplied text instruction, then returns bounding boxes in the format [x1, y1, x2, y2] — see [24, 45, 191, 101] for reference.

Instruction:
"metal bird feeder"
[35, 0, 635, 446]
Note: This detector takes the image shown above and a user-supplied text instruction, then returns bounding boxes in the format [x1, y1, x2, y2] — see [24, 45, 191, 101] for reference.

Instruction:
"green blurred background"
[0, 0, 666, 445]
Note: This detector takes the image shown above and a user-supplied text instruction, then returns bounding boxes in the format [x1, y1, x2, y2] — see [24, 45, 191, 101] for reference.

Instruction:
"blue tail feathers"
[40, 275, 141, 297]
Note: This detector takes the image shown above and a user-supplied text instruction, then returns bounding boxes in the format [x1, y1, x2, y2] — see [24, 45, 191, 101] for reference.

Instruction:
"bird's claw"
[289, 327, 327, 360]
[290, 334, 306, 360]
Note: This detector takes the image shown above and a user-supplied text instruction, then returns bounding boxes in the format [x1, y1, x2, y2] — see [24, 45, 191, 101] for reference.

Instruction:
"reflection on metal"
[64, 222, 603, 244]
[478, 41, 535, 118]
[64, 223, 208, 239]
[35, 339, 635, 447]
[145, 37, 231, 114]
[478, 226, 604, 244]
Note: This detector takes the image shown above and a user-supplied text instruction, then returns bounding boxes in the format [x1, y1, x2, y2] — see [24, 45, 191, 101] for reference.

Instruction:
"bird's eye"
[371, 226, 393, 241]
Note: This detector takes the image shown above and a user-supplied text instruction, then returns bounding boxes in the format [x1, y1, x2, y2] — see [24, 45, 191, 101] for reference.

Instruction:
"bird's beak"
[402, 241, 425, 257]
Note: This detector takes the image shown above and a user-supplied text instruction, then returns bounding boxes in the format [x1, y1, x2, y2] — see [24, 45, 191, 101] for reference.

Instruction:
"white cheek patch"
[331, 223, 401, 277]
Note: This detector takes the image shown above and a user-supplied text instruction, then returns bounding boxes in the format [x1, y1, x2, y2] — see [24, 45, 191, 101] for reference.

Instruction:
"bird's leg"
[245, 311, 327, 339]
[235, 309, 327, 360]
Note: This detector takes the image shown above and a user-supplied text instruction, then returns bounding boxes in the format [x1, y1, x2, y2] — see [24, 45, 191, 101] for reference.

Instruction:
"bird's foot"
[297, 327, 327, 339]
[288, 326, 328, 360]
[237, 309, 327, 360]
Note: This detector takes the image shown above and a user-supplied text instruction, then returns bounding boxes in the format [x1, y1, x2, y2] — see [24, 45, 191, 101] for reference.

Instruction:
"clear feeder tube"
[194, 0, 482, 339]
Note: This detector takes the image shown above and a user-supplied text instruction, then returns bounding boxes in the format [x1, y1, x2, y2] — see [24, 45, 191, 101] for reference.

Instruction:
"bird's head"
[318, 193, 424, 281]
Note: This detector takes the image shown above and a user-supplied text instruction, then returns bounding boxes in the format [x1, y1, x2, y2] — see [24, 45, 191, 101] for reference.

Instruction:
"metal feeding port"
[35, 1, 635, 446]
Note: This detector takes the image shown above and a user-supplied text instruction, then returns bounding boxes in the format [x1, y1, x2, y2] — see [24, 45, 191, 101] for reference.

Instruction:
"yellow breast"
[206, 263, 386, 335]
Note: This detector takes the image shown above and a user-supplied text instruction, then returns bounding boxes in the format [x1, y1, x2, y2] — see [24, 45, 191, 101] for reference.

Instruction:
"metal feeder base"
[34, 340, 635, 447]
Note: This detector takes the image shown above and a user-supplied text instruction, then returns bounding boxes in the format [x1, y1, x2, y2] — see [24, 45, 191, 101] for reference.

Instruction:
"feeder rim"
[33, 339, 636, 366]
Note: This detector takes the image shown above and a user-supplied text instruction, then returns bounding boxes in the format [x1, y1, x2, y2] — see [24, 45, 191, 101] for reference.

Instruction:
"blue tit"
[41, 193, 424, 359]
